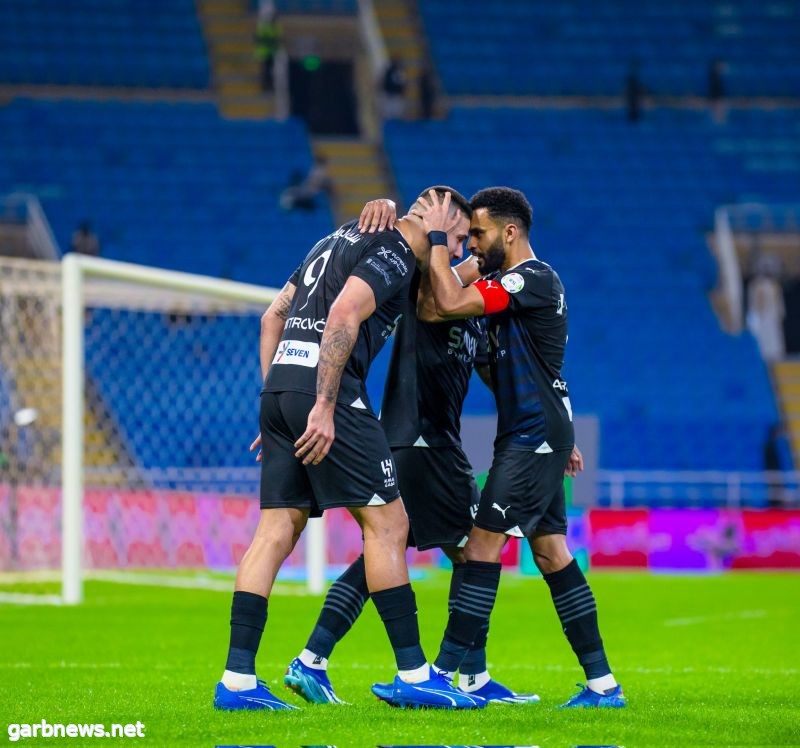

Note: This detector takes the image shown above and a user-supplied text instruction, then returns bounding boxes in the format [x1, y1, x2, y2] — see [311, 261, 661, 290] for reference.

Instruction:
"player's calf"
[533, 533, 621, 699]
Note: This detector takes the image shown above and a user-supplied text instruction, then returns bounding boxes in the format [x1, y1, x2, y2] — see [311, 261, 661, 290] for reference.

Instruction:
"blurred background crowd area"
[0, 0, 798, 519]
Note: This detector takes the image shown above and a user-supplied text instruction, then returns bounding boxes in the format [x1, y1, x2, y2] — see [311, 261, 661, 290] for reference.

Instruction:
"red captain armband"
[473, 279, 511, 314]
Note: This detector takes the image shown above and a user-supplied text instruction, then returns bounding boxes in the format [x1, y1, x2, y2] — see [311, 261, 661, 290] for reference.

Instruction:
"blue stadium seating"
[422, 0, 800, 97]
[382, 107, 799, 471]
[0, 98, 333, 286]
[0, 0, 209, 88]
[274, 0, 357, 13]
[85, 310, 263, 470]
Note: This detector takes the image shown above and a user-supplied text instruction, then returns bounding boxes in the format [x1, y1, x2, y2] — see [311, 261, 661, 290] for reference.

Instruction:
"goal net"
[0, 255, 337, 604]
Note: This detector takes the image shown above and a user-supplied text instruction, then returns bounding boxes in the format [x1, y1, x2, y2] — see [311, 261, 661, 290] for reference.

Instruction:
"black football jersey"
[263, 221, 413, 413]
[381, 270, 486, 447]
[485, 258, 574, 451]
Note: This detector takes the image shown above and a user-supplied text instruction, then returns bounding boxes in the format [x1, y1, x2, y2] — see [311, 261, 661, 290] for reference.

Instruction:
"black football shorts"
[474, 445, 571, 538]
[392, 445, 479, 551]
[259, 391, 400, 515]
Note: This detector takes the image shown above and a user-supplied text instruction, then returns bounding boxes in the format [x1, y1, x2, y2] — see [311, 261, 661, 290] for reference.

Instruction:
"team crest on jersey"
[501, 272, 525, 293]
[380, 458, 396, 487]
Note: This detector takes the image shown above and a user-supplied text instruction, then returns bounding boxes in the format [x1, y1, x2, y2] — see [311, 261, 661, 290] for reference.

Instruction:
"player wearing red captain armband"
[403, 187, 625, 710]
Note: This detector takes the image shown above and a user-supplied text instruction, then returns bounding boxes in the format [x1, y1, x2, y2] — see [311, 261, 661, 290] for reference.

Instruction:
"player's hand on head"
[415, 189, 451, 232]
[295, 401, 336, 466]
[249, 433, 263, 463]
[358, 199, 397, 233]
[416, 190, 459, 237]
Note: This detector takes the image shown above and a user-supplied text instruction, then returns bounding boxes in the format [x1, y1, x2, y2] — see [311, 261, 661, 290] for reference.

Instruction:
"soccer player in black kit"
[214, 188, 485, 711]
[409, 187, 626, 709]
[283, 198, 539, 706]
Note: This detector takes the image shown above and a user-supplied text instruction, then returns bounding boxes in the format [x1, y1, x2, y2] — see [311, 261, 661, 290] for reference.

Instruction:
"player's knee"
[463, 528, 506, 563]
[358, 501, 408, 546]
[530, 533, 572, 574]
[254, 509, 305, 555]
[442, 546, 465, 564]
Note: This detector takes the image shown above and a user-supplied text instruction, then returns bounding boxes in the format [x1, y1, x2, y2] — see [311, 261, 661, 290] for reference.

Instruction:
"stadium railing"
[597, 469, 800, 509]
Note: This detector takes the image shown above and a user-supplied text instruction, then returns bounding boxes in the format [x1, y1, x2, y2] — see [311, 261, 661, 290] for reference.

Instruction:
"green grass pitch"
[2, 571, 798, 746]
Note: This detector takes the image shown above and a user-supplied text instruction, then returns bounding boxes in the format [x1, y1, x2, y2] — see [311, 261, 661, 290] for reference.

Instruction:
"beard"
[476, 237, 505, 275]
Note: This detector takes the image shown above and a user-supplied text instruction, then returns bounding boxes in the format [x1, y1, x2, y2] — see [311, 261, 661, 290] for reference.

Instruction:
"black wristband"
[427, 231, 448, 248]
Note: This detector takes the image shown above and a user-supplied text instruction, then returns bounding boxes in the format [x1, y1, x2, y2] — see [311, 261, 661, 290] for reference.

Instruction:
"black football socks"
[305, 554, 369, 661]
[434, 560, 501, 675]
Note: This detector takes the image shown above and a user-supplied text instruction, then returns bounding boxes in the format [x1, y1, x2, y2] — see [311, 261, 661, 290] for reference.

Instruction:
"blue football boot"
[284, 657, 346, 704]
[372, 668, 486, 709]
[467, 678, 540, 704]
[214, 679, 299, 711]
[560, 683, 626, 708]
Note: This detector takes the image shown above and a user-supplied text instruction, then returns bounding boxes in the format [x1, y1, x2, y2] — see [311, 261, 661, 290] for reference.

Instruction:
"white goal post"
[61, 254, 326, 603]
[0, 254, 326, 605]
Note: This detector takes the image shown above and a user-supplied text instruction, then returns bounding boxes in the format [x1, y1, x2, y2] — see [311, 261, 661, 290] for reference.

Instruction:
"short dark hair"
[470, 187, 532, 233]
[416, 185, 473, 219]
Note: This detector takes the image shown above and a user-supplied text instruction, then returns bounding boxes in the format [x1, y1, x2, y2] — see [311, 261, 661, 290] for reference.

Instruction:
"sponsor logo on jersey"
[552, 378, 568, 392]
[376, 246, 409, 276]
[500, 272, 525, 293]
[272, 339, 320, 368]
[284, 316, 326, 333]
[448, 325, 478, 363]
[556, 292, 566, 316]
[365, 257, 392, 286]
[488, 323, 507, 358]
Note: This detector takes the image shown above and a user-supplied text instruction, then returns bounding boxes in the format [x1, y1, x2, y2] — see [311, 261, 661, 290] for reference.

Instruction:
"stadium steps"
[773, 361, 800, 464]
[373, 0, 426, 118]
[10, 349, 125, 476]
[0, 223, 30, 259]
[196, 0, 273, 119]
[313, 138, 395, 225]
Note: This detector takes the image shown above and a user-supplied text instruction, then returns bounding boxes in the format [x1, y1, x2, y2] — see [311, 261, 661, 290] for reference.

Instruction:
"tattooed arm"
[260, 280, 296, 380]
[294, 276, 377, 466]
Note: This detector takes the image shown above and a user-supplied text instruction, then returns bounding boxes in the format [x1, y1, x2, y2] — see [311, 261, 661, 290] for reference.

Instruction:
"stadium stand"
[84, 309, 261, 472]
[0, 0, 795, 489]
[0, 0, 210, 88]
[274, 0, 357, 13]
[0, 98, 333, 285]
[384, 106, 800, 471]
[421, 0, 800, 97]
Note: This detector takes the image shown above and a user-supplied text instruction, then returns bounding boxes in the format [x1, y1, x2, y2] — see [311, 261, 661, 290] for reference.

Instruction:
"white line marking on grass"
[0, 592, 62, 606]
[86, 571, 309, 595]
[0, 662, 122, 669]
[663, 609, 767, 627]
[0, 571, 61, 583]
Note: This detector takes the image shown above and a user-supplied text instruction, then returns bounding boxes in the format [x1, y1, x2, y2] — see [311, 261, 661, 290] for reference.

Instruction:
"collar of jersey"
[505, 256, 539, 273]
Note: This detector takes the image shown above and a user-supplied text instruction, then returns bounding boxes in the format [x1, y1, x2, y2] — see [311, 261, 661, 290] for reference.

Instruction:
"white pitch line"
[0, 662, 122, 669]
[0, 592, 62, 606]
[664, 609, 767, 627]
[86, 571, 311, 596]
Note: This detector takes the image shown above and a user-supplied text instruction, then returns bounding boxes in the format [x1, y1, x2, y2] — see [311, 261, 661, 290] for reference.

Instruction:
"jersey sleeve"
[351, 237, 413, 307]
[288, 263, 302, 286]
[501, 267, 556, 312]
